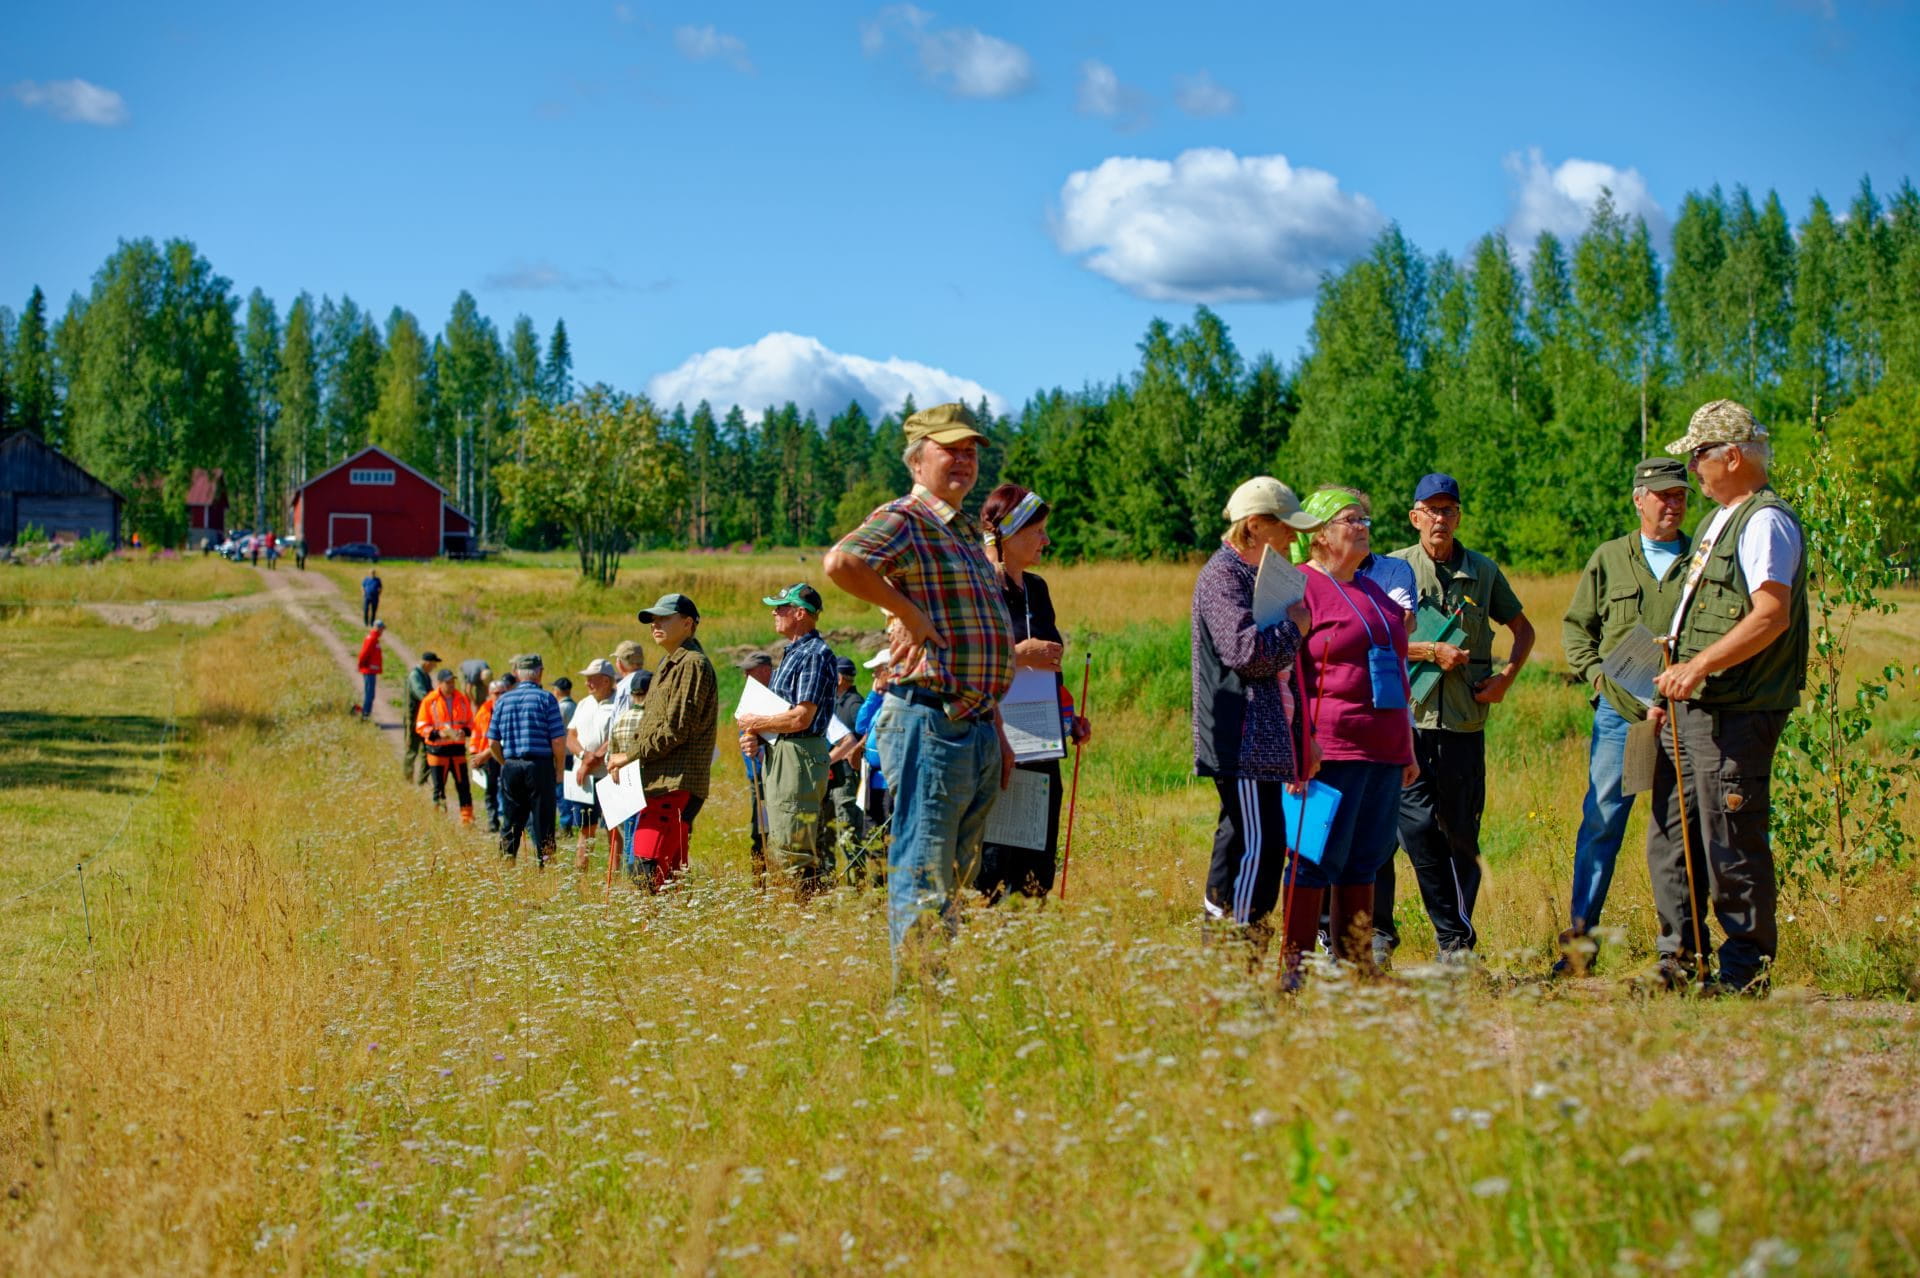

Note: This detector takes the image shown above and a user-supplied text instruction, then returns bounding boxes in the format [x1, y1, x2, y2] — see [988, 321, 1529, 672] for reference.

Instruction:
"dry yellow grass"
[2, 557, 1918, 1273]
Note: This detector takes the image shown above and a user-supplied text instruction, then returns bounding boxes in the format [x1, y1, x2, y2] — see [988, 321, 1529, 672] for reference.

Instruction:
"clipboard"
[1282, 780, 1342, 864]
[1408, 605, 1467, 705]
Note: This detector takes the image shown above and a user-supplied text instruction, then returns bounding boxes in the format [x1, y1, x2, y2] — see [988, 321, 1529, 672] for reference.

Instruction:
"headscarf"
[992, 490, 1046, 543]
[1288, 489, 1360, 563]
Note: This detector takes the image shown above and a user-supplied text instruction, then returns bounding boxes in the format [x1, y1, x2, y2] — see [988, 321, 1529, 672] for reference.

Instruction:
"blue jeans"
[1570, 699, 1634, 933]
[872, 697, 1000, 959]
[1287, 761, 1404, 890]
[361, 673, 376, 718]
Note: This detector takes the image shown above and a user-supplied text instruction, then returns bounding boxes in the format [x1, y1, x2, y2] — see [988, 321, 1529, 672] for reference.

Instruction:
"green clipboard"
[1408, 604, 1467, 705]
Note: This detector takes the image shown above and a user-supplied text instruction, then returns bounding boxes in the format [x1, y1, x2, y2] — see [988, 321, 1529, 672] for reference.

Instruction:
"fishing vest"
[1675, 489, 1809, 711]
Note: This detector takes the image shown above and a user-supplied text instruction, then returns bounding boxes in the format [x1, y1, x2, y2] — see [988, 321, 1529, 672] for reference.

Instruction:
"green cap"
[1633, 457, 1689, 492]
[903, 402, 989, 446]
[1666, 399, 1767, 456]
[761, 582, 823, 614]
[637, 593, 701, 622]
[1288, 488, 1361, 563]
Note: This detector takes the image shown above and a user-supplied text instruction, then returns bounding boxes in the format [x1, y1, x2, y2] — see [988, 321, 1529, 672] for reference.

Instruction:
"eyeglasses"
[1330, 516, 1373, 528]
[1415, 505, 1462, 521]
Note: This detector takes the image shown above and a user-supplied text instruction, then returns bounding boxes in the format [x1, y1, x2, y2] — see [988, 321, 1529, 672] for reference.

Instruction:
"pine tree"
[1719, 186, 1795, 410]
[543, 318, 573, 404]
[241, 289, 282, 529]
[371, 308, 434, 470]
[1784, 194, 1844, 448]
[1667, 188, 1729, 387]
[276, 294, 321, 493]
[9, 286, 58, 441]
[1839, 178, 1894, 392]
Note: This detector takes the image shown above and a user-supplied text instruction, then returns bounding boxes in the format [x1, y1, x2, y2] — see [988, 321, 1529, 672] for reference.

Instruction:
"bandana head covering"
[1288, 489, 1360, 563]
[989, 490, 1046, 544]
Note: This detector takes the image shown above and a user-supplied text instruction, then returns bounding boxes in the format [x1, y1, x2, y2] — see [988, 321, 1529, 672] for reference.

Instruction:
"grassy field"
[2, 552, 1918, 1273]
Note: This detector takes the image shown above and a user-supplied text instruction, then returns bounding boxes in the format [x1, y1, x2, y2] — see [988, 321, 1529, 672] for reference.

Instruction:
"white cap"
[1223, 476, 1321, 529]
[864, 648, 893, 669]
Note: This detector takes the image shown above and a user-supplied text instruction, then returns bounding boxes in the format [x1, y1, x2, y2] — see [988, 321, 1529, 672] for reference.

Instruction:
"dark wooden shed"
[0, 430, 123, 546]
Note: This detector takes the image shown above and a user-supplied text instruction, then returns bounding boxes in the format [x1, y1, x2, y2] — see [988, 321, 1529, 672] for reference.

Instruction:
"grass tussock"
[2, 555, 262, 605]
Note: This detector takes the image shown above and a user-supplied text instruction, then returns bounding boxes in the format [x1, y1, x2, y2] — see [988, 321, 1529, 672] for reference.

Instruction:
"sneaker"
[1371, 934, 1395, 973]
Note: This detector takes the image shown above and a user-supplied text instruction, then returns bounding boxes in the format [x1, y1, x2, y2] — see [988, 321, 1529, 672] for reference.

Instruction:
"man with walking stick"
[1647, 400, 1808, 996]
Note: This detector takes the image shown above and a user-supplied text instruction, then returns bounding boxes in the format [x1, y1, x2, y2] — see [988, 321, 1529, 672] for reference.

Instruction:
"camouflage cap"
[1633, 457, 1689, 492]
[903, 402, 989, 447]
[1665, 399, 1767, 456]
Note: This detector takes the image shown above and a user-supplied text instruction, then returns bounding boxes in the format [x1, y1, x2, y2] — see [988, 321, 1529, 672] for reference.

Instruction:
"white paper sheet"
[735, 678, 794, 745]
[827, 714, 851, 745]
[596, 766, 649, 827]
[562, 769, 595, 805]
[1252, 545, 1309, 628]
[1001, 668, 1066, 763]
[984, 767, 1052, 851]
[470, 758, 488, 791]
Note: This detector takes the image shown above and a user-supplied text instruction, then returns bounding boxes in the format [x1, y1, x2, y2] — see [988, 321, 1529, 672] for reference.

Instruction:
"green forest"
[4, 176, 1917, 570]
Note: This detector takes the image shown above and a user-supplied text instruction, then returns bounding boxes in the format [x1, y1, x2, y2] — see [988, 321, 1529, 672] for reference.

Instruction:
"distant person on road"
[609, 594, 719, 891]
[265, 531, 279, 570]
[825, 402, 1018, 974]
[472, 676, 511, 832]
[483, 655, 567, 867]
[294, 536, 307, 571]
[1646, 401, 1807, 996]
[975, 482, 1091, 903]
[737, 584, 841, 896]
[355, 620, 386, 720]
[362, 570, 382, 625]
[1191, 477, 1320, 959]
[406, 650, 442, 786]
[1386, 473, 1535, 966]
[1555, 457, 1692, 977]
[416, 669, 476, 823]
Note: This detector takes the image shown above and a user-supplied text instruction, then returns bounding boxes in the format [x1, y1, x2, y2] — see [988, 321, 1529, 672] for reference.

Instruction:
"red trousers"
[629, 789, 694, 884]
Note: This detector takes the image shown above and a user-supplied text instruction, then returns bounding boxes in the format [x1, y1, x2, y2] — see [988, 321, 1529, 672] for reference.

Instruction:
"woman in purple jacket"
[1191, 477, 1323, 954]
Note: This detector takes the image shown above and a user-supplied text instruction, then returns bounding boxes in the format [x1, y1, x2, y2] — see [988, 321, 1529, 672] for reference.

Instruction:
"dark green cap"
[637, 593, 701, 622]
[1633, 457, 1689, 492]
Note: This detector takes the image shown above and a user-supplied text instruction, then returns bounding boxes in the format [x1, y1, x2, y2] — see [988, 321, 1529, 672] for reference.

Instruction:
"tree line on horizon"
[3, 174, 1917, 569]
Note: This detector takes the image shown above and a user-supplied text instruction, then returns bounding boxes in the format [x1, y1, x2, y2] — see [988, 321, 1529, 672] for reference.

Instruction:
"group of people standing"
[1193, 398, 1806, 994]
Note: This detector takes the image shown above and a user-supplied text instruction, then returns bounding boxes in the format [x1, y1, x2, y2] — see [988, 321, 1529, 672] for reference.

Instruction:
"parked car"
[325, 541, 381, 562]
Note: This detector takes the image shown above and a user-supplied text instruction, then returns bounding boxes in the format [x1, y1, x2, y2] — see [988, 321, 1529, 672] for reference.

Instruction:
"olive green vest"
[1675, 489, 1809, 711]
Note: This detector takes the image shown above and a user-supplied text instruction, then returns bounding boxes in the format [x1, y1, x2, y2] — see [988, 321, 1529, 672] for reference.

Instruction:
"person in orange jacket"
[416, 668, 477, 822]
[356, 621, 386, 719]
[470, 675, 511, 832]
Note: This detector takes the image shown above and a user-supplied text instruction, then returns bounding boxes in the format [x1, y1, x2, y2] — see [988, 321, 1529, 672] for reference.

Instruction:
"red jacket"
[357, 630, 384, 675]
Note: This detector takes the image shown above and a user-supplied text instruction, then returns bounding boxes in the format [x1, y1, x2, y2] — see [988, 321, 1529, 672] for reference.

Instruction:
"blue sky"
[4, 1, 1917, 422]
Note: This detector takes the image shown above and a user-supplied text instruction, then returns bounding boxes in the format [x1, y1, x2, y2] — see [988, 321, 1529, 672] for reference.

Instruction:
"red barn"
[288, 446, 475, 559]
[186, 468, 228, 546]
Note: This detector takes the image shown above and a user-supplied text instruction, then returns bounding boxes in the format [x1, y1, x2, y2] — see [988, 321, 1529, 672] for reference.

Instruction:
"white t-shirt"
[571, 696, 614, 777]
[1670, 497, 1802, 639]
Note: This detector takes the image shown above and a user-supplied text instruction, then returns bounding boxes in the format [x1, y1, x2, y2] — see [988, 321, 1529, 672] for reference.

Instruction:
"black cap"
[1633, 457, 1689, 492]
[638, 592, 701, 622]
[553, 677, 573, 692]
[834, 656, 857, 678]
[420, 650, 442, 662]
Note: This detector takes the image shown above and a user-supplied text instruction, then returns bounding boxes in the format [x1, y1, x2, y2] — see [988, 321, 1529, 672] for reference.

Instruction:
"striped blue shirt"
[771, 629, 839, 738]
[484, 680, 567, 758]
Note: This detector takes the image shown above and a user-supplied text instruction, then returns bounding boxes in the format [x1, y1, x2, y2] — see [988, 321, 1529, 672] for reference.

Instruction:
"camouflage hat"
[1665, 399, 1768, 456]
[1633, 457, 1689, 492]
[512, 652, 544, 671]
[903, 402, 989, 447]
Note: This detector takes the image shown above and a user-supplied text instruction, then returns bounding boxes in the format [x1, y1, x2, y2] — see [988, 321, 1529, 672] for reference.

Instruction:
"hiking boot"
[1371, 933, 1396, 973]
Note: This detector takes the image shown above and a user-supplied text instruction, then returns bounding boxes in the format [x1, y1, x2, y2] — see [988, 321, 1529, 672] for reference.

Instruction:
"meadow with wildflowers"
[2, 552, 1918, 1274]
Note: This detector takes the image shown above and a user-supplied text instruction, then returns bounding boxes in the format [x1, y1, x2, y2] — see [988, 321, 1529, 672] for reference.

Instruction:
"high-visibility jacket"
[471, 696, 498, 760]
[356, 631, 384, 675]
[416, 686, 476, 754]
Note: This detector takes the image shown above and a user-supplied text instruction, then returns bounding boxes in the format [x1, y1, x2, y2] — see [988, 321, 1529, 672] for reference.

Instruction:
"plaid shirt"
[770, 629, 838, 737]
[484, 680, 567, 759]
[621, 637, 718, 799]
[834, 484, 1015, 721]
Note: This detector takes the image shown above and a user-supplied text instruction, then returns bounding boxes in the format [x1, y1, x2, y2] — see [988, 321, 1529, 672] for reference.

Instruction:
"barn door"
[328, 512, 372, 549]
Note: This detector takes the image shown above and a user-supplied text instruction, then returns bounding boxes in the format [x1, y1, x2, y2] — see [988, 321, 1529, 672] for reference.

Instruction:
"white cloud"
[1173, 70, 1239, 117]
[481, 262, 667, 293]
[1076, 60, 1150, 130]
[675, 24, 754, 74]
[1503, 147, 1668, 249]
[860, 6, 1033, 100]
[1052, 148, 1386, 303]
[8, 78, 129, 126]
[646, 332, 999, 423]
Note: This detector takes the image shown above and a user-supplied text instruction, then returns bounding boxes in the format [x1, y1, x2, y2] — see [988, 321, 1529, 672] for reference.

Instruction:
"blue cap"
[1413, 473, 1461, 504]
[834, 656, 857, 678]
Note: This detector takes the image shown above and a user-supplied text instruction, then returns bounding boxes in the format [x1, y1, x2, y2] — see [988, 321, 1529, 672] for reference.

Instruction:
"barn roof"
[185, 468, 224, 507]
[0, 429, 126, 503]
[292, 445, 447, 498]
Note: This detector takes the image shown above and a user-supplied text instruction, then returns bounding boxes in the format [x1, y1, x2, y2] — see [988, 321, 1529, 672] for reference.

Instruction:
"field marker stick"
[1659, 643, 1709, 986]
[1058, 651, 1092, 901]
[77, 862, 93, 945]
[1278, 657, 1312, 973]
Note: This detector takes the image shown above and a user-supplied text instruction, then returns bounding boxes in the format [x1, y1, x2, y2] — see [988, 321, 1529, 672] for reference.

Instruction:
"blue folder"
[1282, 779, 1343, 864]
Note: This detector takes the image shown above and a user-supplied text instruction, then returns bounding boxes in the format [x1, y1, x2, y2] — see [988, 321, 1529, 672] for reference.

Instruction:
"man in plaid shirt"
[737, 583, 841, 893]
[825, 402, 1016, 972]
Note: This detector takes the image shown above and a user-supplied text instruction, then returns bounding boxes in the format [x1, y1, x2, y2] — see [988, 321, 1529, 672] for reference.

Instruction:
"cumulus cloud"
[860, 6, 1033, 100]
[1052, 148, 1386, 303]
[1076, 60, 1150, 130]
[481, 262, 667, 293]
[1504, 147, 1668, 249]
[675, 24, 754, 73]
[1173, 70, 1238, 117]
[646, 332, 999, 423]
[8, 78, 129, 126]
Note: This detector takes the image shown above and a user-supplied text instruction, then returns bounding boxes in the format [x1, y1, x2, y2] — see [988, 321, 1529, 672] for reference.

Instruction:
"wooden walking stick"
[1057, 651, 1092, 901]
[1658, 639, 1710, 987]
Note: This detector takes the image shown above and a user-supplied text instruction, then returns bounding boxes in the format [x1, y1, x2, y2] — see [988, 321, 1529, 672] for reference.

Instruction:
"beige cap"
[1223, 477, 1322, 530]
[1666, 399, 1768, 455]
[903, 402, 989, 446]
